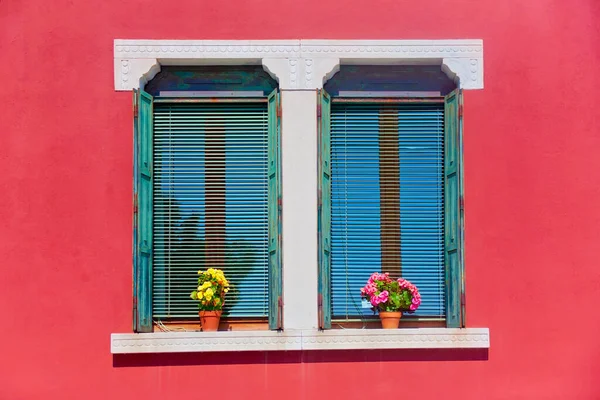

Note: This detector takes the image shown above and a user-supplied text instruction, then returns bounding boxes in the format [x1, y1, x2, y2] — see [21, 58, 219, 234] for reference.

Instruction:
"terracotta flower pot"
[379, 311, 402, 329]
[199, 310, 222, 332]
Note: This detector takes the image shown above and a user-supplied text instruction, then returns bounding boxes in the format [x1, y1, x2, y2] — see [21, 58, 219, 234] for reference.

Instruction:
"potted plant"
[360, 272, 421, 329]
[190, 268, 230, 331]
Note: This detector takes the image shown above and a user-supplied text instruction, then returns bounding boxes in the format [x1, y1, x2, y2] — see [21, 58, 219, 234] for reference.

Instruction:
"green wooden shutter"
[444, 89, 465, 328]
[133, 89, 154, 333]
[318, 89, 332, 329]
[268, 89, 282, 329]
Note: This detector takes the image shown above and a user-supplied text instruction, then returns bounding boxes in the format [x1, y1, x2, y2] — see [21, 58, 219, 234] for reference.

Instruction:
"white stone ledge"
[111, 328, 489, 354]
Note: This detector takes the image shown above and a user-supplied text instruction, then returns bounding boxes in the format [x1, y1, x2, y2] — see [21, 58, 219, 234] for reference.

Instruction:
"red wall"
[1, 0, 600, 399]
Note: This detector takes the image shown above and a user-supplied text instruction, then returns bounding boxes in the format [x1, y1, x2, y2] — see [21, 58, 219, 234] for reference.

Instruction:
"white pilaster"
[280, 90, 319, 329]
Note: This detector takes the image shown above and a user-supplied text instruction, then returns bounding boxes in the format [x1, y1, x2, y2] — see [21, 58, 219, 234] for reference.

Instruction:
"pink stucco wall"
[1, 0, 599, 398]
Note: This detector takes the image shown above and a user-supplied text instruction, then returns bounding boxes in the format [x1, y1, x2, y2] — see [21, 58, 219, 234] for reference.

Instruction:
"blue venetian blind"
[152, 102, 270, 318]
[330, 102, 445, 319]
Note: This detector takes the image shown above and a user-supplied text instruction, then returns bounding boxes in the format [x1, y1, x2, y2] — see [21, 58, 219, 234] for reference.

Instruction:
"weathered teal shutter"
[444, 89, 465, 328]
[318, 89, 332, 329]
[133, 89, 154, 333]
[267, 89, 282, 329]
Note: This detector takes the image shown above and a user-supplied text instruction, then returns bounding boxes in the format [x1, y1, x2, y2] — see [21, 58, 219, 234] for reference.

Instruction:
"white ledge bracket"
[114, 58, 161, 91]
[262, 57, 340, 90]
[442, 57, 483, 90]
[111, 328, 490, 354]
[114, 40, 484, 91]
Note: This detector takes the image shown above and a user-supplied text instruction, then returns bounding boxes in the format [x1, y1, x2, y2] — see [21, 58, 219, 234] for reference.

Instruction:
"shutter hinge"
[459, 196, 464, 212]
[277, 296, 283, 330]
[317, 104, 322, 119]
[317, 294, 324, 330]
[133, 90, 139, 118]
[132, 296, 138, 332]
[458, 104, 463, 119]
[460, 292, 466, 327]
[133, 194, 139, 215]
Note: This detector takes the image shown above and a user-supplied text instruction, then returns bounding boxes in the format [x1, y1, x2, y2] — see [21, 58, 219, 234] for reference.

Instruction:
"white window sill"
[111, 328, 489, 354]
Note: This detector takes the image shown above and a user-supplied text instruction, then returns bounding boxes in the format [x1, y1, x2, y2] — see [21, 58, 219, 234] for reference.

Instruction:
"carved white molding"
[442, 57, 483, 90]
[111, 328, 490, 354]
[262, 57, 341, 89]
[114, 58, 161, 91]
[262, 58, 295, 89]
[114, 39, 484, 91]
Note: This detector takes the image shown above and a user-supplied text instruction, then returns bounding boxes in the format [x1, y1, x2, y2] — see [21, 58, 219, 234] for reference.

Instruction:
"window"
[113, 40, 489, 353]
[132, 68, 282, 332]
[318, 88, 464, 329]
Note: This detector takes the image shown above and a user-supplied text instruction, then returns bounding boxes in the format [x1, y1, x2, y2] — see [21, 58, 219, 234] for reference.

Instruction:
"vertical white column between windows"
[263, 57, 340, 330]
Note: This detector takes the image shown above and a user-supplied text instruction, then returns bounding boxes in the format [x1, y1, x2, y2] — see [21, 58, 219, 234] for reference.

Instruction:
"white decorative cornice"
[299, 39, 482, 59]
[111, 328, 490, 354]
[114, 39, 484, 91]
[114, 40, 301, 59]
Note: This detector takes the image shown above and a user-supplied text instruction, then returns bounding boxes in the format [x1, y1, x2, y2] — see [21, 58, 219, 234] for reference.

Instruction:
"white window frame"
[111, 39, 489, 354]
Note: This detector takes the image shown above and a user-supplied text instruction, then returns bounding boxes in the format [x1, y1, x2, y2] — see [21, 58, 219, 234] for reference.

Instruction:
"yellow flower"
[205, 287, 214, 297]
[198, 291, 203, 299]
[190, 291, 197, 300]
[200, 281, 211, 290]
[224, 288, 229, 293]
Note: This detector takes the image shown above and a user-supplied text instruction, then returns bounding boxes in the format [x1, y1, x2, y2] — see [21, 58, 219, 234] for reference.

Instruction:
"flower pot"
[199, 310, 222, 332]
[379, 311, 402, 329]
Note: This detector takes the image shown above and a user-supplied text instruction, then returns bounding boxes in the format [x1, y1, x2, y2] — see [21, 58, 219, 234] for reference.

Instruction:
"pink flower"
[369, 272, 391, 284]
[367, 273, 377, 285]
[370, 296, 381, 307]
[364, 283, 377, 296]
[378, 290, 389, 303]
[362, 275, 420, 311]
[398, 278, 411, 289]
